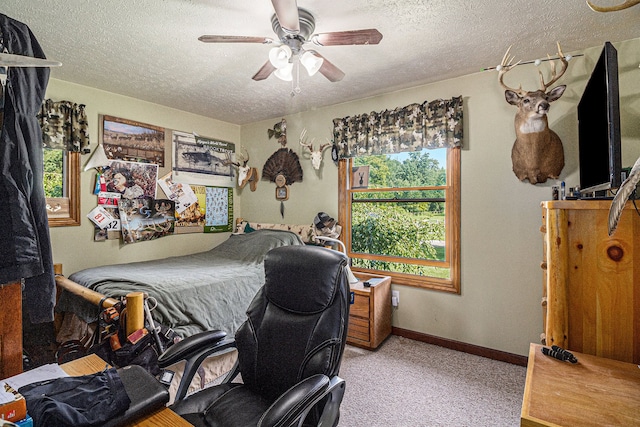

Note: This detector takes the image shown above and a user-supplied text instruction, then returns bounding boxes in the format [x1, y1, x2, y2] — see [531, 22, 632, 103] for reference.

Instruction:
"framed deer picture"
[351, 165, 370, 189]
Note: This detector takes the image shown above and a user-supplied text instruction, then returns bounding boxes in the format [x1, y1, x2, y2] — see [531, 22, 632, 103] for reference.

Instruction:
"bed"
[55, 224, 316, 401]
[55, 227, 313, 340]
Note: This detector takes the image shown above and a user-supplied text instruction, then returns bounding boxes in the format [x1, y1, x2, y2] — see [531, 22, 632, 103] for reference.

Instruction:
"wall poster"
[118, 198, 176, 244]
[172, 130, 236, 187]
[201, 185, 233, 233]
[102, 160, 159, 199]
[101, 115, 165, 166]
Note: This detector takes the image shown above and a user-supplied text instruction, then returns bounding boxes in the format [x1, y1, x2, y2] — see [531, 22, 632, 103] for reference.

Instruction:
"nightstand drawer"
[348, 316, 370, 342]
[350, 294, 370, 318]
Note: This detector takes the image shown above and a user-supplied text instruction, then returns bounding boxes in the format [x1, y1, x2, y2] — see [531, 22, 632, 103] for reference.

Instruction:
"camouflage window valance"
[332, 96, 463, 158]
[38, 99, 90, 153]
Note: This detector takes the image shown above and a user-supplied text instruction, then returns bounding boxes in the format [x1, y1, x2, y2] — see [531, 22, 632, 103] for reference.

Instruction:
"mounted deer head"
[299, 128, 331, 170]
[499, 42, 568, 184]
[224, 146, 258, 191]
[587, 0, 640, 12]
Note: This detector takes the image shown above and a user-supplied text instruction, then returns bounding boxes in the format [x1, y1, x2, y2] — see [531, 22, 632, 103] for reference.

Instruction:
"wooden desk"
[521, 343, 640, 427]
[61, 354, 192, 427]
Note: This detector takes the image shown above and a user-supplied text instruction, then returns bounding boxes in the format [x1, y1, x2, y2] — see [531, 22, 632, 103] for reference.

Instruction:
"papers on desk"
[0, 384, 16, 405]
[3, 363, 69, 390]
[0, 382, 27, 422]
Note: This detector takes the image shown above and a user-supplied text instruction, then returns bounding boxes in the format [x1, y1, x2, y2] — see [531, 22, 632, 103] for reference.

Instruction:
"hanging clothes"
[0, 14, 55, 323]
[0, 78, 4, 130]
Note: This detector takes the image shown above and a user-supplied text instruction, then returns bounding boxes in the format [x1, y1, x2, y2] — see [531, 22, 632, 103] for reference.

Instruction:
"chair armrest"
[157, 329, 237, 403]
[315, 376, 346, 427]
[158, 329, 227, 367]
[258, 374, 330, 427]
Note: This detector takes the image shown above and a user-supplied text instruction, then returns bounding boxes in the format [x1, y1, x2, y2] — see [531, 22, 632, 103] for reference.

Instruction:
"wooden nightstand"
[347, 273, 392, 349]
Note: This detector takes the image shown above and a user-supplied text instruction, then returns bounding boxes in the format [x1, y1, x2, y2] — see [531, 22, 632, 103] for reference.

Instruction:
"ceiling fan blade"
[0, 53, 62, 67]
[312, 29, 383, 46]
[271, 0, 300, 34]
[252, 61, 277, 81]
[199, 35, 273, 44]
[315, 54, 345, 82]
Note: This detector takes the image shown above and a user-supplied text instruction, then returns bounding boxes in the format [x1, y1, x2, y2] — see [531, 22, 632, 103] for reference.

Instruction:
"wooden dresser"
[347, 273, 392, 349]
[0, 281, 23, 379]
[540, 200, 640, 364]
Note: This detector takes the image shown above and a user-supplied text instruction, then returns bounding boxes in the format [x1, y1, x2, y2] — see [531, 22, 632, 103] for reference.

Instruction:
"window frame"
[46, 151, 81, 227]
[338, 147, 461, 293]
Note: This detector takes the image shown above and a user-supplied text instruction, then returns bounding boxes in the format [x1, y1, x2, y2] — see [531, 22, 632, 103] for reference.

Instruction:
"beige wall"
[239, 37, 640, 356]
[47, 80, 241, 276]
[48, 38, 640, 357]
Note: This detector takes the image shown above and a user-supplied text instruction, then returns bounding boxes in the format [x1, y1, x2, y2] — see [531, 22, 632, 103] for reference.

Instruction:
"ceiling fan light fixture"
[300, 51, 324, 76]
[274, 62, 294, 81]
[268, 45, 292, 69]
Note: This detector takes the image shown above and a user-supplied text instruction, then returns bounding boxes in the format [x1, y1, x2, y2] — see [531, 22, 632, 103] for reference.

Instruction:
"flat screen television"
[578, 41, 622, 196]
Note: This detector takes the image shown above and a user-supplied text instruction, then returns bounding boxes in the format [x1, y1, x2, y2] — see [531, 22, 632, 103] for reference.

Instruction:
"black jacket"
[0, 13, 55, 323]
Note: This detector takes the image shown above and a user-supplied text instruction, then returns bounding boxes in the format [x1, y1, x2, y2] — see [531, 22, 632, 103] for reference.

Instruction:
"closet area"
[0, 30, 23, 379]
[0, 15, 61, 378]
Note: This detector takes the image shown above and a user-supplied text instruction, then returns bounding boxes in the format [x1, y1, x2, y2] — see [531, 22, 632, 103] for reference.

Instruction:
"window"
[39, 99, 88, 227]
[43, 147, 81, 226]
[339, 146, 460, 293]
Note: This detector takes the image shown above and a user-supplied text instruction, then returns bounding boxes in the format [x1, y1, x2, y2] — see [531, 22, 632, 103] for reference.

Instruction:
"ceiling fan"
[198, 0, 382, 83]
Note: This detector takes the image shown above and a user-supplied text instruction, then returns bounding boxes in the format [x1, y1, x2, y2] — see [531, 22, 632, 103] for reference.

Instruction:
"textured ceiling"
[1, 0, 638, 125]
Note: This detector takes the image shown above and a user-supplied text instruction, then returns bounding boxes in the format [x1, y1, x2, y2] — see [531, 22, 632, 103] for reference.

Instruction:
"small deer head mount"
[299, 128, 331, 170]
[224, 145, 258, 191]
[499, 43, 568, 185]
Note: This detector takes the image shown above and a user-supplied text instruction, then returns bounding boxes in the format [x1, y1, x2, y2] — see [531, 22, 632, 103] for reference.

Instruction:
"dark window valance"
[38, 99, 90, 153]
[333, 96, 463, 158]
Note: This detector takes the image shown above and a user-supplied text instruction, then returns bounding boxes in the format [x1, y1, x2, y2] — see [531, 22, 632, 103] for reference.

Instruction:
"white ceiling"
[2, 0, 638, 125]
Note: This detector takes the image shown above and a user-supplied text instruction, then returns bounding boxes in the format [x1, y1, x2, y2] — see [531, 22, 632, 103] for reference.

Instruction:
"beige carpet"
[338, 335, 526, 426]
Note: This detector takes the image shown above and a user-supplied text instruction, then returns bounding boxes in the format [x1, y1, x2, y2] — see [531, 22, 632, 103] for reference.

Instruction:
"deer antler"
[319, 141, 332, 152]
[538, 42, 568, 91]
[223, 152, 240, 168]
[236, 145, 250, 166]
[497, 45, 526, 96]
[224, 146, 250, 168]
[587, 0, 640, 12]
[299, 128, 316, 152]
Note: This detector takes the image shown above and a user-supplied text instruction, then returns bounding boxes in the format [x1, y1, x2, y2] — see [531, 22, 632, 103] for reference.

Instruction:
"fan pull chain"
[291, 59, 301, 97]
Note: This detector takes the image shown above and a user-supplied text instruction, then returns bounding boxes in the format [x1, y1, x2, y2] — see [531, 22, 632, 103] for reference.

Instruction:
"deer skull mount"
[225, 145, 258, 191]
[499, 43, 568, 185]
[299, 128, 331, 170]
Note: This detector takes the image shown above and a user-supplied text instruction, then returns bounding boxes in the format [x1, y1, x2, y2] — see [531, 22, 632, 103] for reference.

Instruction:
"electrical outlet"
[391, 290, 400, 307]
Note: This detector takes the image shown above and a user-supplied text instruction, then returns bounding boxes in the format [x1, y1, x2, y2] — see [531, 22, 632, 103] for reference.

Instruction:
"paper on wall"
[87, 205, 117, 229]
[157, 172, 197, 214]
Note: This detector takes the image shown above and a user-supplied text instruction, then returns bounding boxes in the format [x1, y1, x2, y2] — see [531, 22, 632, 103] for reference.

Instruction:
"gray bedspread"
[56, 230, 305, 338]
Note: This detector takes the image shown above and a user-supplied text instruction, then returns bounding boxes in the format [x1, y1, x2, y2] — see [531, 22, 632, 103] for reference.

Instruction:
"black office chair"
[158, 245, 351, 427]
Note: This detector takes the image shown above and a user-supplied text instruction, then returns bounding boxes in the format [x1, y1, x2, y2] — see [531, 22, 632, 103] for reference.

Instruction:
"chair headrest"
[264, 245, 347, 314]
